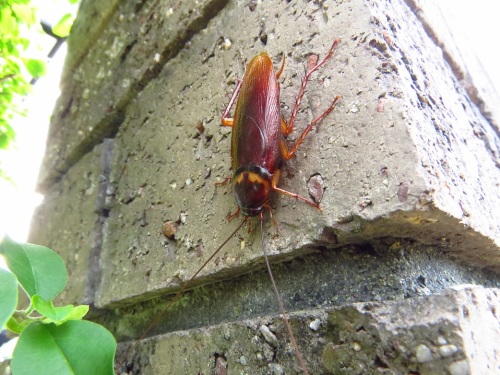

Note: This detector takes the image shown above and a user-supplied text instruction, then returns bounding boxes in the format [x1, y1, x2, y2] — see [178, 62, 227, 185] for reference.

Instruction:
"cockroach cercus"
[118, 38, 341, 374]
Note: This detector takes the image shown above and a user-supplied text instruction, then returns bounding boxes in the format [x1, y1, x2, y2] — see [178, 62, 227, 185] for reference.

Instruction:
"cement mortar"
[99, 240, 500, 343]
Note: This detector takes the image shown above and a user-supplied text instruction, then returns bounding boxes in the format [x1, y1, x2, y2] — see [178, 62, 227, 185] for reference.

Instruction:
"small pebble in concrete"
[352, 342, 362, 352]
[307, 174, 325, 204]
[259, 325, 278, 347]
[309, 318, 321, 331]
[195, 121, 204, 134]
[162, 221, 176, 239]
[439, 344, 458, 357]
[437, 336, 448, 345]
[223, 38, 232, 50]
[448, 360, 470, 375]
[269, 363, 284, 375]
[415, 344, 433, 363]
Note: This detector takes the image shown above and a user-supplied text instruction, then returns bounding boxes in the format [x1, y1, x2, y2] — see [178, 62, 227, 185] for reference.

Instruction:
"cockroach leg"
[263, 203, 279, 236]
[215, 176, 232, 186]
[226, 206, 241, 221]
[283, 95, 341, 160]
[271, 169, 322, 211]
[280, 117, 291, 136]
[275, 54, 286, 79]
[221, 118, 234, 127]
[284, 38, 340, 138]
[221, 79, 243, 126]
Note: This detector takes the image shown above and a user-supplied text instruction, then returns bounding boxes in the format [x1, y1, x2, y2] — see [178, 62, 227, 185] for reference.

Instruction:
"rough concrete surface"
[114, 285, 500, 374]
[25, 0, 500, 373]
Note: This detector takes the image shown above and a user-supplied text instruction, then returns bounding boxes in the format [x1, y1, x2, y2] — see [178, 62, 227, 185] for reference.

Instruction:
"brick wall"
[29, 0, 500, 373]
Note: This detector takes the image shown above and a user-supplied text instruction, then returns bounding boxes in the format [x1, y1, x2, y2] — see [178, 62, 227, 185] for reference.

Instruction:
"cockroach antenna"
[259, 216, 310, 374]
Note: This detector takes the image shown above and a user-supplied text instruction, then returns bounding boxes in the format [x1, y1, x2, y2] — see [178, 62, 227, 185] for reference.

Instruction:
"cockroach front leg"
[221, 79, 243, 127]
[262, 203, 279, 237]
[270, 170, 321, 211]
[214, 177, 241, 221]
[226, 206, 241, 221]
[215, 176, 232, 186]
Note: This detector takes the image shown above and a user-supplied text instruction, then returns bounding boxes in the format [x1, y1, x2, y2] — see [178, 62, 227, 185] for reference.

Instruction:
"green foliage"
[0, 237, 116, 375]
[0, 238, 67, 300]
[0, 0, 43, 152]
[0, 0, 79, 180]
[32, 295, 89, 324]
[0, 268, 18, 328]
[12, 321, 116, 375]
[52, 13, 75, 38]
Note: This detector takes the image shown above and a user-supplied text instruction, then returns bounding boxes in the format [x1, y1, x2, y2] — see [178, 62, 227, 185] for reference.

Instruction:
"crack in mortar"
[83, 138, 114, 304]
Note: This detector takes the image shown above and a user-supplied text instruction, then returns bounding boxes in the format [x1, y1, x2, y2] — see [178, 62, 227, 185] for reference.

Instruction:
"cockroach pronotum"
[118, 38, 341, 374]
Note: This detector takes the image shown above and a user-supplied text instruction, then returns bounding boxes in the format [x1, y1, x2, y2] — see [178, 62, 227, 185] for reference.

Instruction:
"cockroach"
[118, 38, 341, 374]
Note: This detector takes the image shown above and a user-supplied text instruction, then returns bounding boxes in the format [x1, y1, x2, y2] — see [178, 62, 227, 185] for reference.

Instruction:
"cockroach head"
[233, 165, 272, 217]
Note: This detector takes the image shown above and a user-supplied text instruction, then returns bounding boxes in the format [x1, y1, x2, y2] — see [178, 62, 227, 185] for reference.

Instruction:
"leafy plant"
[0, 1, 45, 152]
[0, 237, 116, 375]
[0, 0, 79, 180]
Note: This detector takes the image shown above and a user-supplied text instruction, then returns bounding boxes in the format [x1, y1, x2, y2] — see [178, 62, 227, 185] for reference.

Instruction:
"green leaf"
[5, 311, 33, 334]
[23, 58, 46, 78]
[32, 295, 89, 325]
[11, 3, 36, 25]
[0, 268, 18, 329]
[0, 238, 67, 300]
[52, 13, 75, 38]
[0, 122, 16, 148]
[12, 321, 117, 375]
[0, 7, 16, 35]
[60, 304, 89, 322]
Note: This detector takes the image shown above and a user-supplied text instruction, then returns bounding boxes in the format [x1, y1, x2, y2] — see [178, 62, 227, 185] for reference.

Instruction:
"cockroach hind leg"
[282, 39, 341, 160]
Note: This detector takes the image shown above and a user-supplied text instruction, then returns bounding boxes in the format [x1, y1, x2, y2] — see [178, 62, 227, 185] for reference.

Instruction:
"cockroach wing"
[231, 53, 282, 175]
